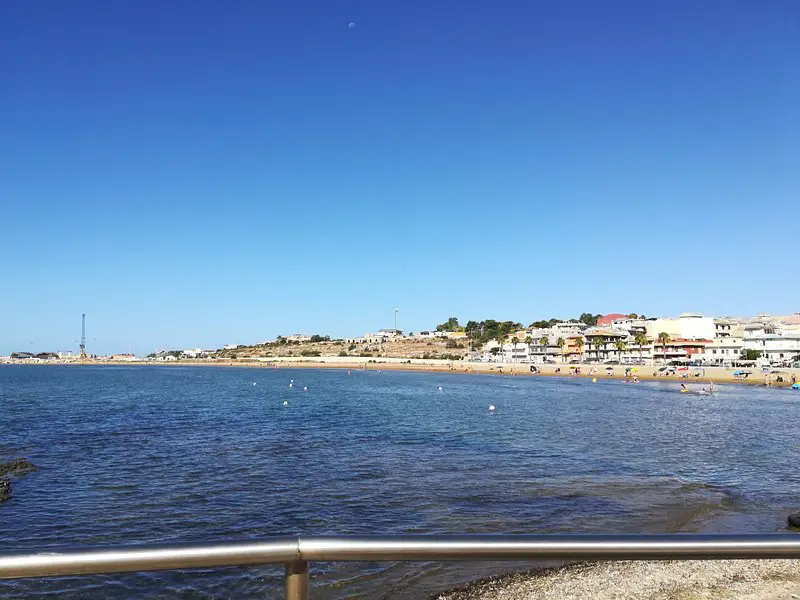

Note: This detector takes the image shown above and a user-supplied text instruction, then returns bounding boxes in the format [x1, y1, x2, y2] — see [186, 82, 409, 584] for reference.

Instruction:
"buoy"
[283, 401, 288, 407]
[303, 386, 308, 391]
[488, 405, 496, 411]
[592, 377, 597, 383]
[253, 382, 256, 386]
[788, 513, 800, 529]
[289, 383, 293, 388]
[438, 386, 443, 391]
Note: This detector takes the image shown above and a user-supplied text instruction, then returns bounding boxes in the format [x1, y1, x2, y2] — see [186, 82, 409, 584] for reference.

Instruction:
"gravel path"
[433, 560, 800, 600]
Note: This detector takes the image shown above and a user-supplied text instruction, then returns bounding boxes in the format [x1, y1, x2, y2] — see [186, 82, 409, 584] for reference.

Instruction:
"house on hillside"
[596, 313, 628, 327]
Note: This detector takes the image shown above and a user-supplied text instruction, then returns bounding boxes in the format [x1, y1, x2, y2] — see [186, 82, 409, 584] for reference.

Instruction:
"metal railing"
[3, 534, 800, 600]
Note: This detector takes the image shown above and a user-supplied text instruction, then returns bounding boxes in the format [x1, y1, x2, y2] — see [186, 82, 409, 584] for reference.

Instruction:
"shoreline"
[432, 558, 800, 600]
[6, 358, 797, 389]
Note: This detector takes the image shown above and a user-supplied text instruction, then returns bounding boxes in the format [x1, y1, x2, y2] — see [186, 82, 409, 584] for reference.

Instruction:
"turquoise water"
[1, 365, 799, 598]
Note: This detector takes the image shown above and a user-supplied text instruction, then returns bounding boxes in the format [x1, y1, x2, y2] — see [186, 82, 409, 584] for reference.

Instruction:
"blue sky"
[1, 0, 798, 355]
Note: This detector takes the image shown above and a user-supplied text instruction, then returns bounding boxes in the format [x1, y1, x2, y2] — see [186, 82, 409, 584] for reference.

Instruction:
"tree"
[575, 337, 584, 362]
[540, 335, 549, 347]
[556, 337, 565, 362]
[591, 336, 606, 362]
[436, 317, 461, 332]
[614, 339, 627, 362]
[626, 313, 639, 319]
[529, 319, 558, 329]
[633, 332, 648, 363]
[466, 320, 523, 347]
[578, 313, 599, 326]
[657, 332, 671, 364]
[742, 349, 762, 361]
[524, 336, 533, 345]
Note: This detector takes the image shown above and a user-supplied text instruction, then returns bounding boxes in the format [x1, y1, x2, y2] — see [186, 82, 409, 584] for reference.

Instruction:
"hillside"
[212, 337, 470, 361]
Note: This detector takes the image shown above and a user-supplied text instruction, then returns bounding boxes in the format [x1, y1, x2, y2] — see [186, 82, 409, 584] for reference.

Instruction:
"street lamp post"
[394, 309, 399, 331]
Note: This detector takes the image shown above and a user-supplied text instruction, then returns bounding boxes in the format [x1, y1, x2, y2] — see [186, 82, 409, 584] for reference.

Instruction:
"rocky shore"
[433, 559, 800, 600]
[0, 458, 37, 504]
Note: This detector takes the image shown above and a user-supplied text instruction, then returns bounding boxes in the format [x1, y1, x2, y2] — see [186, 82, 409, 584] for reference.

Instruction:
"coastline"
[432, 558, 800, 600]
[8, 357, 797, 389]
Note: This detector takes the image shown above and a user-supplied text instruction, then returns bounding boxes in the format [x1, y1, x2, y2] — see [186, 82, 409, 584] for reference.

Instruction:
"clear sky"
[1, 0, 798, 355]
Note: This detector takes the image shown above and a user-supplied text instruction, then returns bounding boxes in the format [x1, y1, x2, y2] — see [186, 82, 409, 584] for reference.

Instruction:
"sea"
[1, 365, 799, 598]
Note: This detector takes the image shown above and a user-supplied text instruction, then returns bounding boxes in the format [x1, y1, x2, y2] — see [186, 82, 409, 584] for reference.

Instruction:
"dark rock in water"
[789, 513, 800, 529]
[0, 478, 10, 503]
[0, 458, 38, 477]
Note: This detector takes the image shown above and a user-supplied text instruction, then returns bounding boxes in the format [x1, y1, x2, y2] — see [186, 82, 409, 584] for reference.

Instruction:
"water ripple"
[1, 366, 798, 598]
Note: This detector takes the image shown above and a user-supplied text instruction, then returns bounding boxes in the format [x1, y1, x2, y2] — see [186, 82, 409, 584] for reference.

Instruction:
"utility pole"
[79, 314, 87, 360]
[394, 308, 399, 331]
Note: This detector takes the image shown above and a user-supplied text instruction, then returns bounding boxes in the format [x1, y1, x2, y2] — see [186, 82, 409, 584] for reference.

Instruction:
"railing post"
[285, 560, 309, 600]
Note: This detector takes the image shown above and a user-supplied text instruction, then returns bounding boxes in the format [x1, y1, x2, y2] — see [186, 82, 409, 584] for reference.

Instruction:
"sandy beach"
[433, 559, 800, 600]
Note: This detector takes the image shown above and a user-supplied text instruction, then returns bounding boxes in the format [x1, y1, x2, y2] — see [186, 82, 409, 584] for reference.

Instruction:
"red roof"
[596, 313, 628, 326]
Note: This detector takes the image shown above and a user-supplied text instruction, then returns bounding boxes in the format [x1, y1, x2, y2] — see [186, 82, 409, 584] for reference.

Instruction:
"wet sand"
[433, 559, 800, 600]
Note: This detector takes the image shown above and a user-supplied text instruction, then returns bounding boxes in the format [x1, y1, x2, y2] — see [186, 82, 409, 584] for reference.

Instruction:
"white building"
[743, 333, 800, 365]
[182, 348, 213, 358]
[500, 342, 532, 363]
[362, 329, 404, 344]
[705, 337, 744, 365]
[645, 313, 715, 341]
[285, 334, 311, 343]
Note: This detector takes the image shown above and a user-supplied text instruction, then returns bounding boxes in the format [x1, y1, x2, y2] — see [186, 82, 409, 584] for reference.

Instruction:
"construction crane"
[79, 314, 87, 360]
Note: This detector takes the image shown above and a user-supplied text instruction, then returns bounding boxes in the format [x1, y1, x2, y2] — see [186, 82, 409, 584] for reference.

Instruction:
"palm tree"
[575, 337, 584, 362]
[525, 336, 533, 345]
[633, 332, 648, 363]
[657, 332, 671, 364]
[593, 336, 606, 362]
[539, 336, 550, 362]
[556, 337, 565, 362]
[614, 339, 627, 363]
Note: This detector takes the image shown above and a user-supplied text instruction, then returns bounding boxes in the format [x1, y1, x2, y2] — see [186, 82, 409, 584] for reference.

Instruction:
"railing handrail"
[4, 534, 800, 599]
